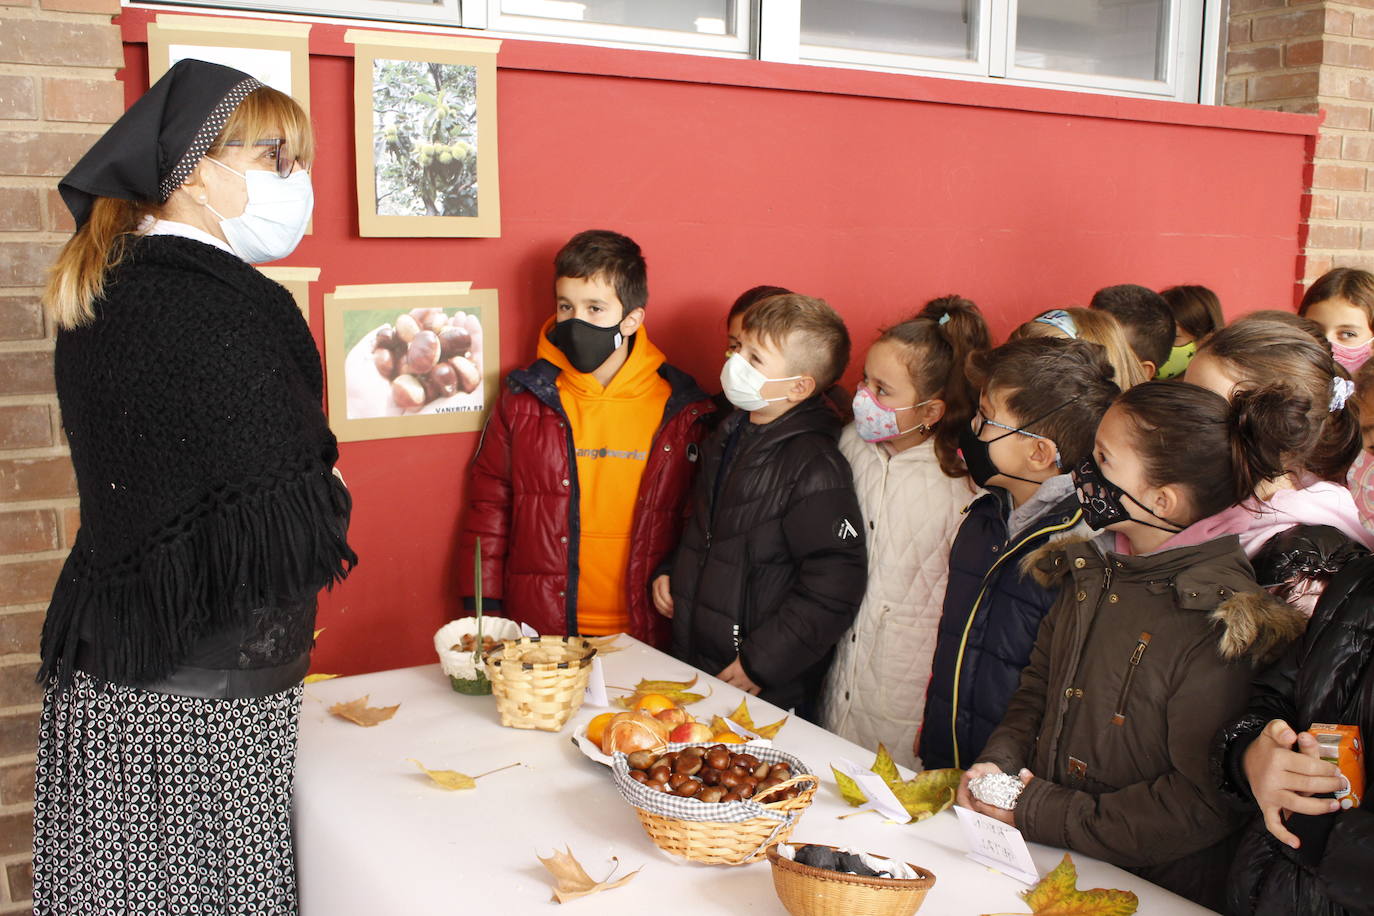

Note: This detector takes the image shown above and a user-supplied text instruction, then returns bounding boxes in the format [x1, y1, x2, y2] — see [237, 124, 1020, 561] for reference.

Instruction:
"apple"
[669, 722, 715, 744]
[655, 707, 690, 729]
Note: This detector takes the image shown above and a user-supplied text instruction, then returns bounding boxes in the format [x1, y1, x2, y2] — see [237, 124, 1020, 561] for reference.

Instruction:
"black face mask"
[548, 318, 627, 374]
[1071, 455, 1183, 534]
[957, 398, 1078, 489]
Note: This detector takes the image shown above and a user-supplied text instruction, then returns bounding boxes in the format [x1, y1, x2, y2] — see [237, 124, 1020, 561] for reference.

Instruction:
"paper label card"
[583, 657, 609, 708]
[519, 622, 539, 638]
[834, 758, 911, 823]
[953, 805, 1040, 885]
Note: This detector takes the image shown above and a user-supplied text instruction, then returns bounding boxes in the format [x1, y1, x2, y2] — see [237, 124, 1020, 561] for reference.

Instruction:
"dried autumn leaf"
[612, 675, 708, 708]
[314, 628, 325, 640]
[986, 854, 1138, 916]
[303, 673, 338, 684]
[408, 759, 476, 791]
[536, 846, 640, 904]
[726, 698, 788, 739]
[328, 695, 400, 727]
[584, 635, 623, 655]
[831, 744, 961, 822]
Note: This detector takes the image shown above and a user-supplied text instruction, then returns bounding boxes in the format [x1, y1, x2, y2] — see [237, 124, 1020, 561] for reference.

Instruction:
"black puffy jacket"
[668, 398, 867, 715]
[1215, 525, 1374, 916]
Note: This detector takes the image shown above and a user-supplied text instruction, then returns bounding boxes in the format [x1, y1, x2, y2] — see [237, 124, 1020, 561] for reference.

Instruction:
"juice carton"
[1311, 723, 1364, 810]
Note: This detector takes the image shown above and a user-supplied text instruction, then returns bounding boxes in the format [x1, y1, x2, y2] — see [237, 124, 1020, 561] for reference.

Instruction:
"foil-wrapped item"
[968, 772, 1024, 810]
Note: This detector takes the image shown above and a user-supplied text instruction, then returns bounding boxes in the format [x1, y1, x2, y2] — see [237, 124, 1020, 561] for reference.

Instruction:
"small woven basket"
[766, 843, 936, 916]
[483, 636, 596, 732]
[612, 743, 817, 866]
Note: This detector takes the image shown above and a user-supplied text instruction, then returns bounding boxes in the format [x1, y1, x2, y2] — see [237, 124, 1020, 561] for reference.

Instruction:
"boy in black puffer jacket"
[655, 293, 866, 719]
[918, 338, 1119, 770]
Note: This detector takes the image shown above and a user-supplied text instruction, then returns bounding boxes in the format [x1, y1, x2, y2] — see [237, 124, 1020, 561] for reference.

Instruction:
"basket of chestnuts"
[482, 636, 597, 732]
[612, 743, 817, 866]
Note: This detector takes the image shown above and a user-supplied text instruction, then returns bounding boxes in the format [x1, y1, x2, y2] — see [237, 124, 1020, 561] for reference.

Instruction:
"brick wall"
[1227, 0, 1374, 293]
[0, 0, 121, 910]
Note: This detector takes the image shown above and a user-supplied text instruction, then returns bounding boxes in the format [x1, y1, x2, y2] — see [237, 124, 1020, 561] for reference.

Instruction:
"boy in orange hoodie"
[460, 231, 714, 646]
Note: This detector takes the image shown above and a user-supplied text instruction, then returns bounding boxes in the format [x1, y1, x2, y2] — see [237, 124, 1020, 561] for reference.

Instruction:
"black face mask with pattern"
[1071, 454, 1183, 533]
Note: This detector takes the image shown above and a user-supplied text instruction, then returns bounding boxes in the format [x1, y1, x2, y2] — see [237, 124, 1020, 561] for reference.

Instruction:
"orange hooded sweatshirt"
[536, 318, 671, 635]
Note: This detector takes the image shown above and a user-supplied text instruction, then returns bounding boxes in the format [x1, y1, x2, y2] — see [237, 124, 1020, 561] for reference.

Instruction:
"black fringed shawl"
[42, 234, 357, 687]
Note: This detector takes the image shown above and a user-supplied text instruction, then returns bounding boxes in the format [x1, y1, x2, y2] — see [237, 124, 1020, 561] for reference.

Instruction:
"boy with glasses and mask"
[459, 230, 714, 649]
[658, 293, 866, 720]
[918, 337, 1118, 769]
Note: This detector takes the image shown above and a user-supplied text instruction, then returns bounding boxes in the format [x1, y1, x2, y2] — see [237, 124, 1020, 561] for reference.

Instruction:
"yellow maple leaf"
[328, 695, 400, 727]
[303, 673, 338, 684]
[727, 698, 788, 739]
[536, 847, 639, 904]
[612, 675, 708, 708]
[830, 744, 961, 822]
[408, 759, 476, 791]
[984, 854, 1138, 916]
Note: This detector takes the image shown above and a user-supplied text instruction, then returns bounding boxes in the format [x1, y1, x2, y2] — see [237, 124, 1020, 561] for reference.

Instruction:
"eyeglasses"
[971, 412, 1053, 442]
[222, 138, 296, 178]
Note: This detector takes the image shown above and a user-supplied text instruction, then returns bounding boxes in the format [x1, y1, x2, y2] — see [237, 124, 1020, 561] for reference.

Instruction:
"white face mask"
[720, 352, 801, 412]
[203, 157, 313, 264]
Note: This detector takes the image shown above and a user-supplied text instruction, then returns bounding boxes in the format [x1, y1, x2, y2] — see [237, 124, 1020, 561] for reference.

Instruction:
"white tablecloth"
[295, 636, 1215, 914]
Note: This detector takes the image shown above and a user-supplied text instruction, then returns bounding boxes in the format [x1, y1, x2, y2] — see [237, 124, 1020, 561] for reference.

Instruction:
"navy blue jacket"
[919, 489, 1083, 770]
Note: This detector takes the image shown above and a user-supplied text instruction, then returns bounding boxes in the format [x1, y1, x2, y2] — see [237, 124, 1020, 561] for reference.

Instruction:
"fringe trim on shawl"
[39, 464, 356, 688]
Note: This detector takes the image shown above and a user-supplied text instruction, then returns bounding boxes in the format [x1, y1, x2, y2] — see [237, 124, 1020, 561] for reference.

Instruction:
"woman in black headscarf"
[35, 59, 355, 912]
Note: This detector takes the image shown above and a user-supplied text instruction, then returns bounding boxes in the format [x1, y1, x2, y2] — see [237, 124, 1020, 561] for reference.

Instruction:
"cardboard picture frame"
[346, 30, 502, 238]
[324, 282, 500, 442]
[146, 14, 312, 115]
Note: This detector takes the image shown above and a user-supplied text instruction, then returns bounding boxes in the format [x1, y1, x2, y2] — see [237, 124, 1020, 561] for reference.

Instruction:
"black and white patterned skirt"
[32, 671, 303, 915]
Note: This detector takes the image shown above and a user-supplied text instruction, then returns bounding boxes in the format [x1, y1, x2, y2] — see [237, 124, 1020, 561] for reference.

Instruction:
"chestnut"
[396, 313, 420, 343]
[698, 786, 726, 804]
[674, 779, 702, 798]
[705, 749, 731, 771]
[752, 763, 771, 781]
[429, 361, 459, 397]
[423, 308, 448, 332]
[719, 771, 741, 789]
[735, 782, 756, 799]
[626, 751, 656, 771]
[407, 330, 440, 375]
[674, 755, 703, 777]
[769, 764, 792, 779]
[720, 790, 742, 803]
[451, 355, 481, 394]
[629, 770, 650, 784]
[728, 765, 751, 780]
[709, 744, 728, 755]
[669, 774, 691, 790]
[391, 375, 425, 409]
[699, 767, 721, 787]
[680, 746, 707, 758]
[648, 765, 671, 783]
[373, 348, 397, 380]
[374, 325, 397, 350]
[736, 754, 760, 770]
[439, 326, 473, 360]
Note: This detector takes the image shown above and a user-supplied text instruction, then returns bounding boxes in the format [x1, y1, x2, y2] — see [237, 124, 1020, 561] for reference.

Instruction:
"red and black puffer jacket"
[459, 358, 714, 648]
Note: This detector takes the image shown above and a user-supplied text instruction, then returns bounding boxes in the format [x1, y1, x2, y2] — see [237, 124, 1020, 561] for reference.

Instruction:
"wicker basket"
[482, 636, 596, 732]
[612, 743, 818, 866]
[434, 617, 524, 695]
[766, 843, 936, 916]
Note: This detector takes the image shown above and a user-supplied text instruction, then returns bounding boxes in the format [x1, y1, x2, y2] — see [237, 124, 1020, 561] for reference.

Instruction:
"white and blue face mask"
[203, 157, 313, 264]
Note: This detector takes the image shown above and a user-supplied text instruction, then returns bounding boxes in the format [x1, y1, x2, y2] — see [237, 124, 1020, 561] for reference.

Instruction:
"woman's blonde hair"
[43, 85, 313, 331]
[1010, 307, 1149, 389]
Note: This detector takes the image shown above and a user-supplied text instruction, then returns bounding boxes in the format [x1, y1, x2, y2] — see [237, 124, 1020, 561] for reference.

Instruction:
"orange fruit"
[585, 712, 615, 748]
[633, 694, 677, 715]
[713, 732, 746, 745]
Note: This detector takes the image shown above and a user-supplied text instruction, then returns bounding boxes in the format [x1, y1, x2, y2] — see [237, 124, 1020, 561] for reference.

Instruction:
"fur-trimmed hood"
[1025, 533, 1305, 667]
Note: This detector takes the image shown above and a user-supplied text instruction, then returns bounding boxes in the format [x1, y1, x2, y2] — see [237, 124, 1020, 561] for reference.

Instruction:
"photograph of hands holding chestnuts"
[343, 306, 485, 419]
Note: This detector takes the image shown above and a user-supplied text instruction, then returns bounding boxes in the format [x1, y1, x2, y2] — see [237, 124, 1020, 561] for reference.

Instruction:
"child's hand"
[651, 575, 674, 618]
[717, 657, 761, 695]
[1242, 718, 1344, 849]
[960, 765, 1031, 827]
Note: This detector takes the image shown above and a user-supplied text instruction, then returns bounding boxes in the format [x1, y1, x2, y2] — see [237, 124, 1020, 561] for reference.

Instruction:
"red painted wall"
[118, 12, 1317, 677]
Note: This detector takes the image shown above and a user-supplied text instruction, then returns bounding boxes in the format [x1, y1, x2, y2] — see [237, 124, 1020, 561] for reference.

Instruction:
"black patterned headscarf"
[58, 58, 264, 229]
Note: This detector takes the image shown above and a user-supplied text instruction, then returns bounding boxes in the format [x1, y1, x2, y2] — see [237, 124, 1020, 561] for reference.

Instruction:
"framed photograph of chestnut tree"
[324, 282, 499, 442]
[346, 30, 502, 238]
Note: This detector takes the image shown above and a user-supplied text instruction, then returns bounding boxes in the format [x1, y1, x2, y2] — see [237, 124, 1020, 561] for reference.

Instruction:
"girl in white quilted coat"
[822, 296, 988, 769]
